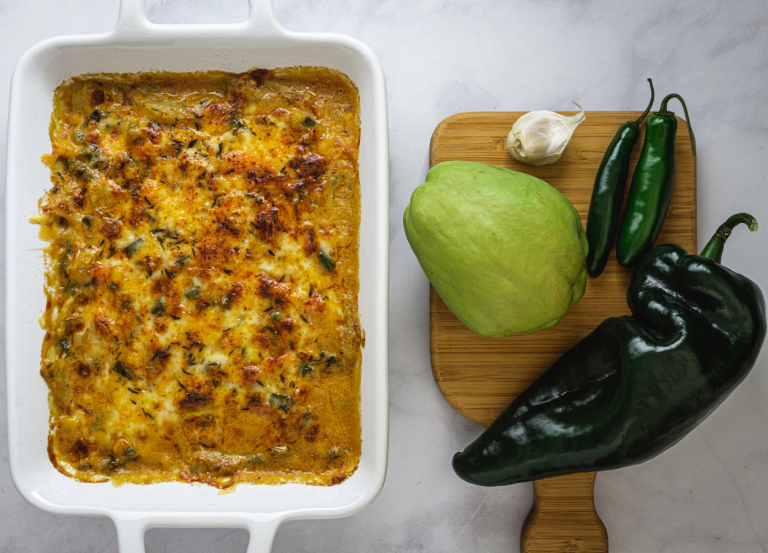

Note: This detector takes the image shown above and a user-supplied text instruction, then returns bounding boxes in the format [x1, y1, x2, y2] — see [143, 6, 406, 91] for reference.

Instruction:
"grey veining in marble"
[2, 0, 768, 551]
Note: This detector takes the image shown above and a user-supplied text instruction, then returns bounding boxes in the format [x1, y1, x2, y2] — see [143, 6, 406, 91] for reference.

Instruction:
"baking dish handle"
[115, 0, 150, 34]
[245, 518, 280, 553]
[115, 519, 148, 553]
[115, 0, 283, 34]
[245, 0, 283, 34]
[114, 517, 280, 553]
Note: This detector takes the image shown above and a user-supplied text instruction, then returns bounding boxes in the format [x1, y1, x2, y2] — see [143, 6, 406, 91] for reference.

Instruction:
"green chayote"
[404, 161, 588, 336]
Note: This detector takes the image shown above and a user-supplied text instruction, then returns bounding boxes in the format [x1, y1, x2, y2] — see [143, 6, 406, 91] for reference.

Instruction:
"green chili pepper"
[184, 285, 201, 299]
[585, 79, 654, 278]
[616, 92, 696, 268]
[124, 238, 143, 258]
[452, 213, 765, 486]
[318, 250, 336, 272]
[299, 363, 314, 377]
[112, 361, 133, 380]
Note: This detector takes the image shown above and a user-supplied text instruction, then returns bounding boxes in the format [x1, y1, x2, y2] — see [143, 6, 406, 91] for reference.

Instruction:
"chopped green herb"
[60, 338, 71, 354]
[303, 116, 317, 128]
[188, 139, 198, 148]
[82, 215, 92, 228]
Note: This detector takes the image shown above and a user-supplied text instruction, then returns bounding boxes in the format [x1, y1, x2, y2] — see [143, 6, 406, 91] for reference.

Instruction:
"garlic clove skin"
[507, 102, 585, 166]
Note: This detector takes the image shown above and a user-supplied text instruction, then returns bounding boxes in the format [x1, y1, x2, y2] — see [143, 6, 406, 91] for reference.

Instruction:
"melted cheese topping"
[34, 67, 362, 488]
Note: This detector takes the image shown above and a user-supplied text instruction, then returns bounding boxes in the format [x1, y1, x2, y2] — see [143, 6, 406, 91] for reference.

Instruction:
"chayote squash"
[404, 160, 588, 336]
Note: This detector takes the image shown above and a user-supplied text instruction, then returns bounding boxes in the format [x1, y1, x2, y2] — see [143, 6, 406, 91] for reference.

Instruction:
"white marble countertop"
[2, 1, 767, 551]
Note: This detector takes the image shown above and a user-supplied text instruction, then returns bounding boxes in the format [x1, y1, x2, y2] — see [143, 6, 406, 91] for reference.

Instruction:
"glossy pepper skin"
[616, 93, 696, 268]
[586, 79, 654, 278]
[453, 214, 765, 487]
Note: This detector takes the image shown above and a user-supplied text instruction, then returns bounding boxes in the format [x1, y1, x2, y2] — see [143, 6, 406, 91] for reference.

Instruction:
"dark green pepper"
[453, 214, 765, 486]
[616, 93, 696, 268]
[586, 79, 654, 278]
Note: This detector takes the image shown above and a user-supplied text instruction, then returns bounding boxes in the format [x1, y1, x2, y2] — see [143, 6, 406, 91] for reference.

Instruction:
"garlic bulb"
[506, 102, 585, 166]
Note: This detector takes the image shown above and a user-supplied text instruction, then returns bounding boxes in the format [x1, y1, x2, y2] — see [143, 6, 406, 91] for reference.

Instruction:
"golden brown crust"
[35, 67, 362, 488]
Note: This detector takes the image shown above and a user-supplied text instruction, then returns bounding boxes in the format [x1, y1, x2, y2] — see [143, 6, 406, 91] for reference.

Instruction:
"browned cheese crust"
[34, 67, 362, 488]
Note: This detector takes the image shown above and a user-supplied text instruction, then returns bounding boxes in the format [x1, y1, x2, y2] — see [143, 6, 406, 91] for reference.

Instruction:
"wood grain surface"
[522, 474, 607, 553]
[428, 111, 696, 553]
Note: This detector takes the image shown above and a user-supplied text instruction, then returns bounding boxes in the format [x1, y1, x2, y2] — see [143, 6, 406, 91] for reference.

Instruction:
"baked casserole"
[32, 67, 363, 488]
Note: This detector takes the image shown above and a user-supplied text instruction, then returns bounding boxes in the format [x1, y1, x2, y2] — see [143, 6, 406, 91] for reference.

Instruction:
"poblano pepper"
[453, 214, 766, 486]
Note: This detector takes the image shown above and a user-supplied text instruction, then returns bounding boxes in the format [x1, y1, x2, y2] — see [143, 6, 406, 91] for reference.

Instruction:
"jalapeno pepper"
[615, 93, 696, 268]
[585, 79, 654, 278]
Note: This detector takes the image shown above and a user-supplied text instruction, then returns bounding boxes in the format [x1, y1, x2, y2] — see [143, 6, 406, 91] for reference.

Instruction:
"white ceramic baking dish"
[4, 1, 389, 551]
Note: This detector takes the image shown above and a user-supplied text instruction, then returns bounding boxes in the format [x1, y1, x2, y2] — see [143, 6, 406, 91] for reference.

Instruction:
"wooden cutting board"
[429, 111, 696, 552]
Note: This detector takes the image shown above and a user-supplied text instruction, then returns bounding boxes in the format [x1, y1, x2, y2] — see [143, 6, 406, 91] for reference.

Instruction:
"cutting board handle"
[521, 472, 608, 553]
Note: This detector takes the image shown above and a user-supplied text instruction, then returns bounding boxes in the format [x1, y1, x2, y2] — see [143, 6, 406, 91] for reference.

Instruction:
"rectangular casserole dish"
[4, 1, 389, 551]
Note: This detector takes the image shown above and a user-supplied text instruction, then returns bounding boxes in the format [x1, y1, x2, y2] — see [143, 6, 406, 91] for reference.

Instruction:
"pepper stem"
[658, 93, 696, 157]
[632, 78, 655, 126]
[700, 213, 758, 264]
